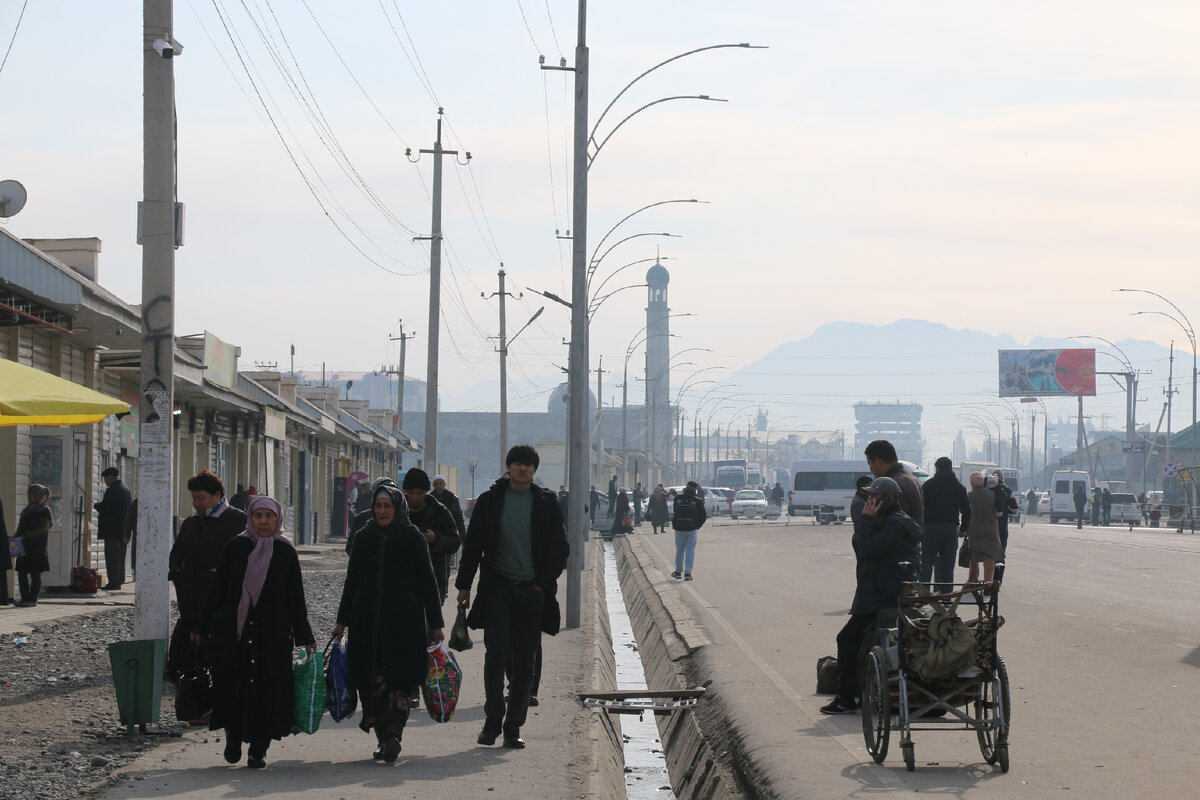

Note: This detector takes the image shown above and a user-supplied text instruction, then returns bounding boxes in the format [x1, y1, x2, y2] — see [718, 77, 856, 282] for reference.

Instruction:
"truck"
[713, 459, 748, 491]
[746, 463, 763, 488]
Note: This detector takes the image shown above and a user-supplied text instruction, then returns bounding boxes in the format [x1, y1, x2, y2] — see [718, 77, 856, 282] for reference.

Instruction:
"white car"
[1036, 492, 1051, 515]
[730, 489, 780, 520]
[647, 486, 724, 520]
[1107, 492, 1142, 525]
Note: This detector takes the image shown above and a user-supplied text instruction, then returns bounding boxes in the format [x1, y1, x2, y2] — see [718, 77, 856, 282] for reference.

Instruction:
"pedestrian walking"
[964, 473, 1005, 585]
[455, 443, 569, 750]
[1026, 488, 1038, 517]
[990, 471, 1015, 554]
[431, 475, 468, 540]
[607, 475, 618, 518]
[402, 467, 461, 603]
[13, 485, 52, 607]
[632, 483, 644, 527]
[94, 467, 132, 590]
[332, 483, 444, 763]
[821, 476, 921, 715]
[167, 470, 247, 681]
[229, 484, 250, 511]
[920, 457, 971, 593]
[610, 491, 633, 539]
[192, 496, 316, 769]
[647, 485, 668, 534]
[1091, 487, 1102, 526]
[670, 481, 707, 581]
[346, 476, 398, 554]
[770, 481, 785, 511]
[588, 486, 600, 525]
[1101, 488, 1113, 526]
[1073, 484, 1088, 529]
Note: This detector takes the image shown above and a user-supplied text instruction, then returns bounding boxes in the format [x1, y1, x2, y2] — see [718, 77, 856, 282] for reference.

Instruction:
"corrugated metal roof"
[0, 228, 84, 305]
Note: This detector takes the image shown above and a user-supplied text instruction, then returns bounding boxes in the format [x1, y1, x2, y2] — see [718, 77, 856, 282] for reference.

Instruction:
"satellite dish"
[0, 180, 27, 218]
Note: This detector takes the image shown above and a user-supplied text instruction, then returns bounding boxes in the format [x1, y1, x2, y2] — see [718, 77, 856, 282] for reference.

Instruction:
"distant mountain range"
[445, 319, 1184, 465]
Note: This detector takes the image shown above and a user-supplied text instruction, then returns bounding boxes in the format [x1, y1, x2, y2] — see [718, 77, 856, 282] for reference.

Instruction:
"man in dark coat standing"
[607, 475, 618, 518]
[431, 475, 467, 541]
[94, 467, 132, 590]
[402, 468, 461, 603]
[456, 443, 569, 750]
[167, 471, 247, 681]
[864, 439, 924, 527]
[920, 457, 971, 593]
[821, 477, 921, 715]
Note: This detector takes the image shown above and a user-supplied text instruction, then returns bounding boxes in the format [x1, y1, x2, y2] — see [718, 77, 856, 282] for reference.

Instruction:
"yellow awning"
[0, 358, 131, 427]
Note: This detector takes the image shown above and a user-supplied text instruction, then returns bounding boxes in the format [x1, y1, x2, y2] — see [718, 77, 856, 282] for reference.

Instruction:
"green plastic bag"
[292, 648, 325, 735]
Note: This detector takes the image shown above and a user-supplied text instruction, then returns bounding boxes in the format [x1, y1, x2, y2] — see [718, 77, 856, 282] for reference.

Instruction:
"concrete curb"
[615, 535, 746, 800]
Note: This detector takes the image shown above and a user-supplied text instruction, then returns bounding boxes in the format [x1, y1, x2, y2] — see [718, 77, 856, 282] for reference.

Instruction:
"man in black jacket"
[821, 477, 921, 715]
[402, 468, 461, 603]
[864, 439, 924, 526]
[94, 467, 132, 590]
[456, 443, 569, 750]
[431, 475, 467, 541]
[920, 457, 971, 593]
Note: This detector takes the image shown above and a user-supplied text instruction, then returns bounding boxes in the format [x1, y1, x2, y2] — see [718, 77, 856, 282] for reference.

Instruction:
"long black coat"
[94, 481, 132, 541]
[455, 476, 569, 635]
[850, 507, 922, 615]
[169, 506, 247, 620]
[336, 520, 444, 694]
[432, 488, 467, 539]
[195, 536, 315, 741]
[407, 496, 461, 600]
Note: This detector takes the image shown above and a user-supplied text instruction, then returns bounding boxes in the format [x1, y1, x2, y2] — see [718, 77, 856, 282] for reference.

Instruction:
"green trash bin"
[108, 639, 166, 734]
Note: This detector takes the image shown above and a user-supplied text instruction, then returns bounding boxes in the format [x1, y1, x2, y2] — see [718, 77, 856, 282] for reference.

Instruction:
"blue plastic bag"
[325, 636, 356, 723]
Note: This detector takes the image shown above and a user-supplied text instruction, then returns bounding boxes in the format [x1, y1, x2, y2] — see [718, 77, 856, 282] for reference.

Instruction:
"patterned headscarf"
[236, 496, 294, 639]
[372, 484, 409, 530]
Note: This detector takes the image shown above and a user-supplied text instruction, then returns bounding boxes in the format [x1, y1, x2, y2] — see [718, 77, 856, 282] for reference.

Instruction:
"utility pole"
[388, 321, 415, 432]
[594, 358, 605, 490]
[483, 267, 521, 460]
[409, 109, 458, 475]
[136, 0, 178, 647]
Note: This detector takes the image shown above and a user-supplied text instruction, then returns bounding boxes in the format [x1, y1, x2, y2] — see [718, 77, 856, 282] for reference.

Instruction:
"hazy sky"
[4, 2, 1198, 440]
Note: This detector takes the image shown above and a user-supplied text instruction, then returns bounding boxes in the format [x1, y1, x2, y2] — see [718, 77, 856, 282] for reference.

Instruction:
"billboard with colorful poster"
[998, 349, 1096, 397]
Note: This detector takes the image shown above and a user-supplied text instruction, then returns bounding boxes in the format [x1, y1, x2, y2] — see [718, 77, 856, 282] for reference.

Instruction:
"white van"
[1049, 470, 1091, 524]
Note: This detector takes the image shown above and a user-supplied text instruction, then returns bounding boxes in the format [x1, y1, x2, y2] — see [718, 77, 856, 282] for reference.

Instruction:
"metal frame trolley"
[861, 565, 1010, 772]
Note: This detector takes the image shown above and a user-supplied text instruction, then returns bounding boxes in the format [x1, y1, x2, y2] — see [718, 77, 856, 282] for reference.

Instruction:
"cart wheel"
[861, 646, 890, 763]
[977, 655, 1011, 766]
[902, 742, 915, 772]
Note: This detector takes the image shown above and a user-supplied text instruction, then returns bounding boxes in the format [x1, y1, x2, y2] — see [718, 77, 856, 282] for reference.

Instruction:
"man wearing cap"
[402, 468, 461, 603]
[431, 475, 467, 541]
[864, 440, 923, 527]
[821, 476, 921, 715]
[456, 443, 569, 749]
[920, 457, 971, 593]
[94, 467, 132, 591]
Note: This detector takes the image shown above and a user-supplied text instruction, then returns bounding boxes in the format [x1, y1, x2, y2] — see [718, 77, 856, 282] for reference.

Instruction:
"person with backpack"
[670, 481, 708, 581]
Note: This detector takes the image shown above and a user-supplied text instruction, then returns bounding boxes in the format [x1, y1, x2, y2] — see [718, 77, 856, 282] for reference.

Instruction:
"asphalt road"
[632, 513, 1200, 799]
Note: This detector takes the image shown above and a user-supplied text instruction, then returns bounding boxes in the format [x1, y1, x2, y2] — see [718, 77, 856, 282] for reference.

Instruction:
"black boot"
[246, 739, 268, 769]
[223, 730, 241, 764]
[381, 716, 406, 763]
[372, 731, 387, 761]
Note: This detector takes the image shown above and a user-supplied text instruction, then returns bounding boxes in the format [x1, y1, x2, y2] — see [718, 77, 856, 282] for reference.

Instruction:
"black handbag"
[957, 537, 971, 569]
[448, 608, 473, 651]
[175, 644, 213, 722]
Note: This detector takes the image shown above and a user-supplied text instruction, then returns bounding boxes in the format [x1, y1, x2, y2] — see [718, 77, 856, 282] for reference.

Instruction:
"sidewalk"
[0, 583, 135, 637]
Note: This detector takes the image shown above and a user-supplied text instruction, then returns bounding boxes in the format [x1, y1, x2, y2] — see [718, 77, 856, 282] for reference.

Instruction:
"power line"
[0, 0, 28, 77]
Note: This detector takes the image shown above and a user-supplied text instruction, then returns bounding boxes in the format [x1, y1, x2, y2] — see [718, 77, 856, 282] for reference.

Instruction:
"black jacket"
[885, 462, 924, 526]
[169, 505, 247, 620]
[455, 476, 569, 635]
[921, 469, 971, 529]
[336, 518, 444, 693]
[671, 489, 707, 531]
[433, 487, 468, 539]
[94, 481, 132, 541]
[196, 536, 314, 741]
[406, 495, 461, 599]
[850, 506, 922, 615]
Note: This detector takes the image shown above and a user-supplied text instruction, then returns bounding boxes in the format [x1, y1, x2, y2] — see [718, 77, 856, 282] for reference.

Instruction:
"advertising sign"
[999, 349, 1096, 397]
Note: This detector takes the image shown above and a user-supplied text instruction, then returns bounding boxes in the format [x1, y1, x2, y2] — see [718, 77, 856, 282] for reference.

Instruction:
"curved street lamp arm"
[1132, 310, 1197, 352]
[591, 256, 661, 304]
[590, 95, 728, 170]
[589, 282, 648, 318]
[1119, 289, 1196, 346]
[588, 232, 678, 283]
[589, 43, 763, 146]
[589, 200, 700, 269]
[1065, 334, 1134, 372]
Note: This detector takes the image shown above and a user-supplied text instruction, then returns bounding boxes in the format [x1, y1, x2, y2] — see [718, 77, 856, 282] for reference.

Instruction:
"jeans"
[103, 537, 127, 587]
[482, 581, 544, 736]
[674, 529, 697, 574]
[919, 521, 959, 593]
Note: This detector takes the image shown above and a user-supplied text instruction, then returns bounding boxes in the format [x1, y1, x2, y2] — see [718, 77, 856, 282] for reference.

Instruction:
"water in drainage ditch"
[604, 541, 677, 799]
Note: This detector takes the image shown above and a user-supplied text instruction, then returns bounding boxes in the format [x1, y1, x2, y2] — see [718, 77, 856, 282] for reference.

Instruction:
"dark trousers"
[836, 613, 875, 700]
[17, 570, 41, 604]
[919, 521, 959, 593]
[998, 516, 1009, 554]
[482, 581, 544, 736]
[507, 637, 543, 697]
[633, 501, 642, 526]
[103, 537, 126, 588]
[607, 493, 616, 517]
[0, 569, 10, 604]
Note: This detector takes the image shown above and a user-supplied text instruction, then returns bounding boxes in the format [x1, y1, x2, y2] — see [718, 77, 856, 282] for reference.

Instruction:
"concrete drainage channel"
[588, 534, 747, 800]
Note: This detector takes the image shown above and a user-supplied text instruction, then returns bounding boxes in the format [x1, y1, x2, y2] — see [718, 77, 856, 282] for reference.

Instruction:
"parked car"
[644, 486, 723, 521]
[707, 488, 730, 515]
[714, 487, 736, 515]
[1036, 491, 1051, 516]
[730, 489, 780, 520]
[1108, 492, 1142, 525]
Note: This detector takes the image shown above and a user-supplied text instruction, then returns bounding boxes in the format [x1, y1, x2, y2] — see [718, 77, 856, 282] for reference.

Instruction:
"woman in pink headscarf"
[193, 496, 316, 769]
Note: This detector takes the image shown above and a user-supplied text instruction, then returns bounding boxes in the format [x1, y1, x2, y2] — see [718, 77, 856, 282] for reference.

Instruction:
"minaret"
[645, 258, 671, 484]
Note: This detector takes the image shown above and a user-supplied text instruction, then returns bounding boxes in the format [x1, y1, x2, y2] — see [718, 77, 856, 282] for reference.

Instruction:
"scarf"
[236, 496, 293, 640]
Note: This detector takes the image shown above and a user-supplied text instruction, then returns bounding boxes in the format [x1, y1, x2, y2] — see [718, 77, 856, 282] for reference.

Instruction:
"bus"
[787, 460, 873, 522]
[746, 463, 763, 488]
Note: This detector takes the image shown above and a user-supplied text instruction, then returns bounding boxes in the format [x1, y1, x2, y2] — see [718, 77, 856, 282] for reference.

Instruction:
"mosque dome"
[646, 260, 670, 285]
[548, 381, 597, 414]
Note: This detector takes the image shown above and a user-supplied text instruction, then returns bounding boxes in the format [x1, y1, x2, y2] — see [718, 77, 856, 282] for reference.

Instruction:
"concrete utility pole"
[483, 267, 519, 460]
[409, 110, 457, 474]
[594, 358, 605, 487]
[136, 0, 178, 643]
[388, 321, 415, 431]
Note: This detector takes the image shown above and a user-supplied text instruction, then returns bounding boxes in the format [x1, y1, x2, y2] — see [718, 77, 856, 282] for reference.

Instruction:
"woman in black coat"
[193, 496, 315, 769]
[332, 484, 444, 763]
[14, 485, 52, 607]
[609, 490, 633, 538]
